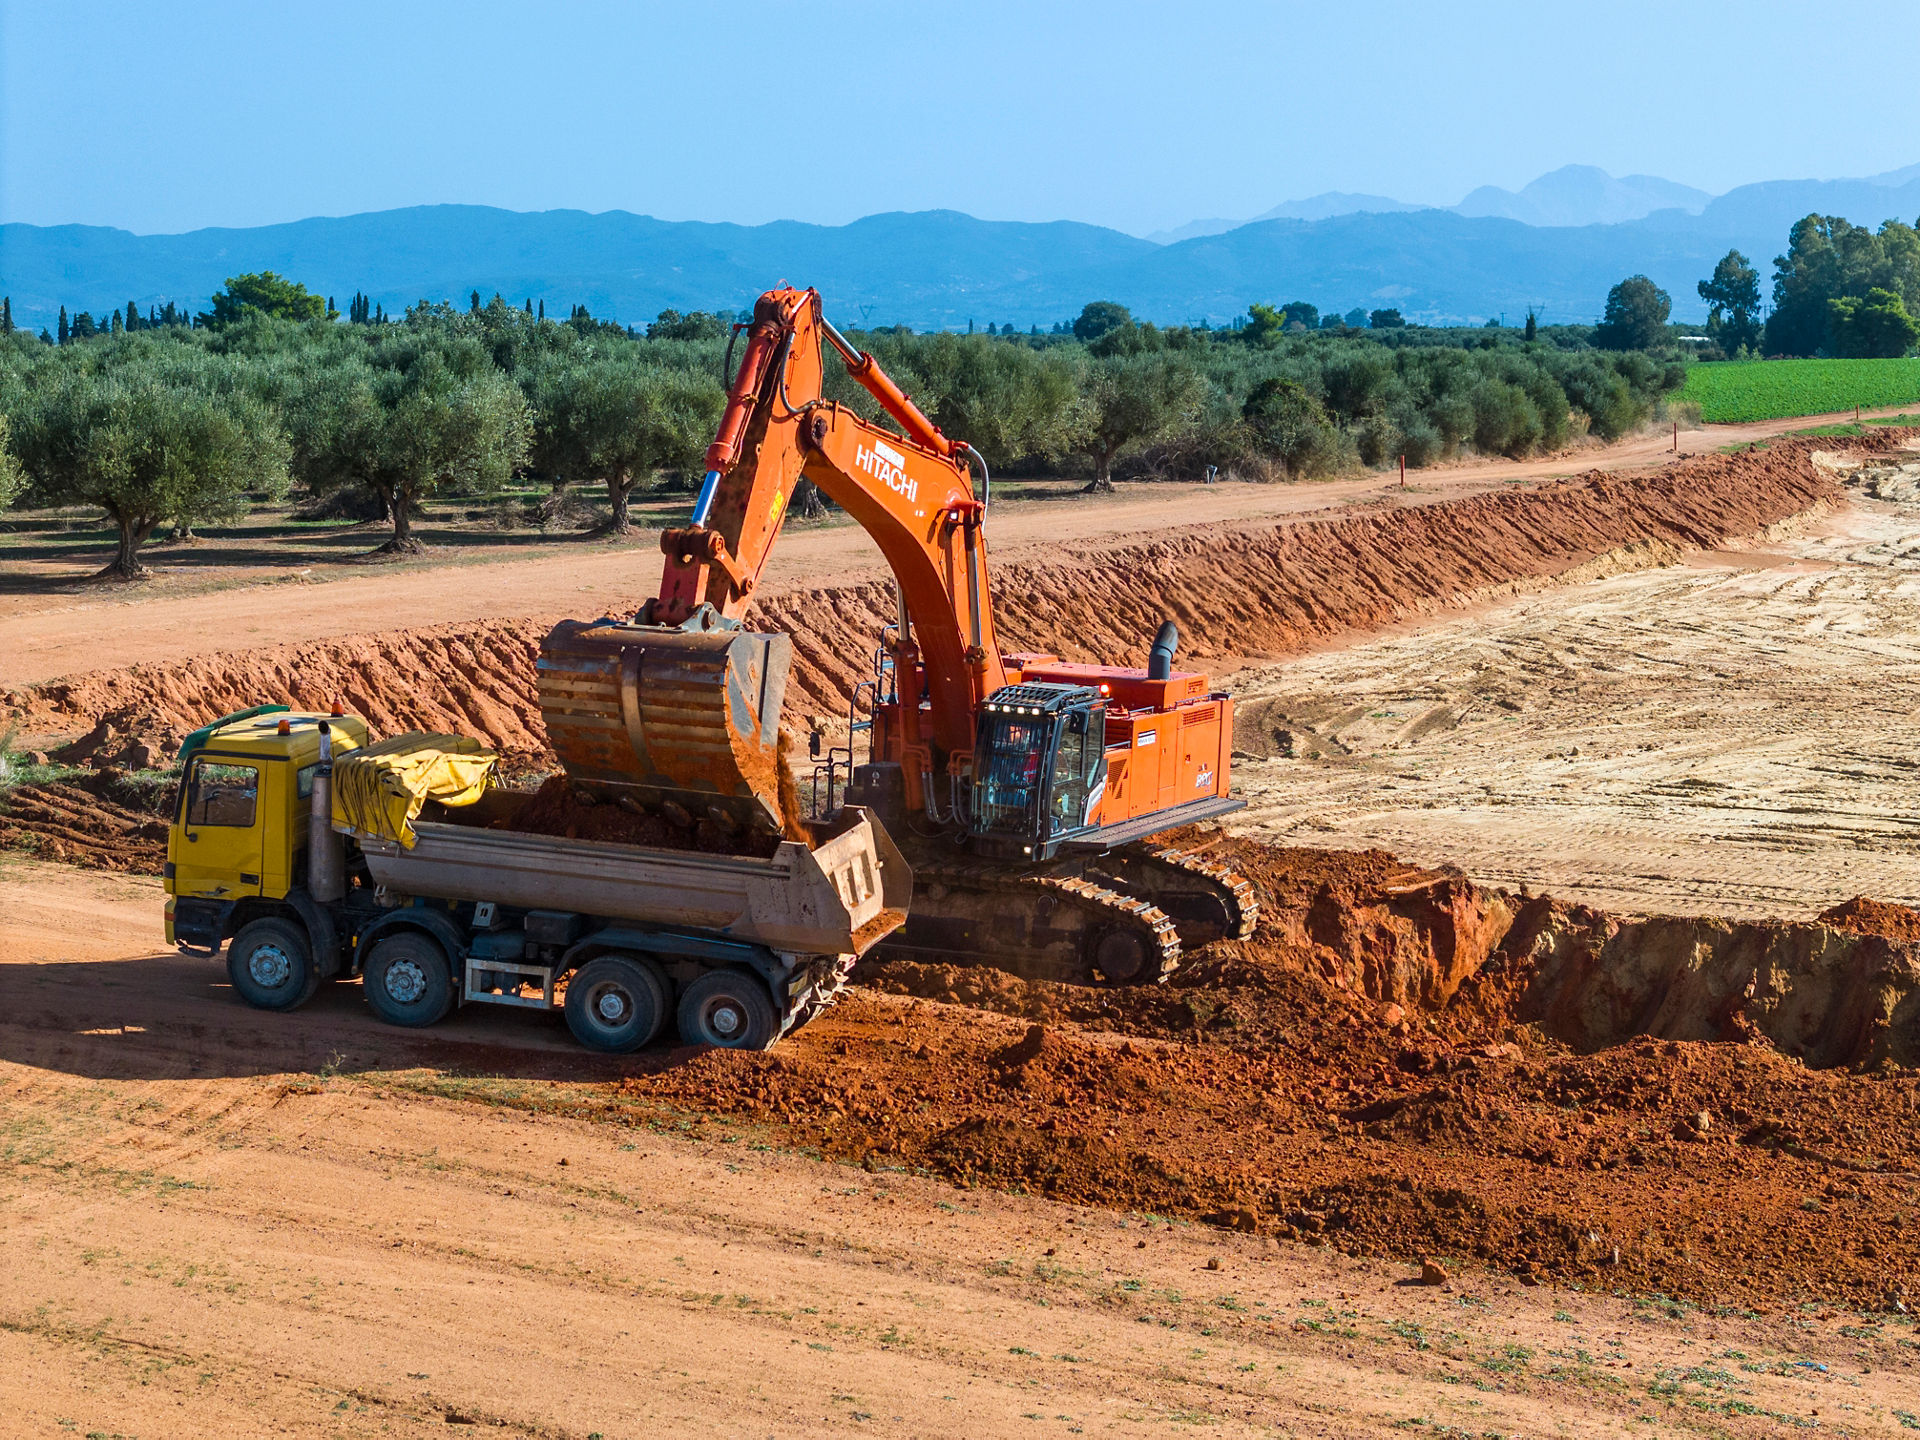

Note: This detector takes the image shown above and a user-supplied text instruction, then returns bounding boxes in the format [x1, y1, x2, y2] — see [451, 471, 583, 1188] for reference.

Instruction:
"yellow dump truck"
[163, 709, 909, 1051]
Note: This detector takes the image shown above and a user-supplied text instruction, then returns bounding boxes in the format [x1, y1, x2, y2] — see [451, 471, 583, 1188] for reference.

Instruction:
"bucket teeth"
[538, 616, 793, 832]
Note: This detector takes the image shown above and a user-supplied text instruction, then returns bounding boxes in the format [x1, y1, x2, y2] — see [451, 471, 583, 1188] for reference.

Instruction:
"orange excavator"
[537, 287, 1256, 984]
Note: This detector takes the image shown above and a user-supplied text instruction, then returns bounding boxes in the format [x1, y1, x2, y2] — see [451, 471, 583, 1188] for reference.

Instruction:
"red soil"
[12, 437, 1892, 752]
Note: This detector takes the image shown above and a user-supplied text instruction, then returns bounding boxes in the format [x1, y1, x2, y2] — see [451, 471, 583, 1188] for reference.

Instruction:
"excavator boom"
[540, 288, 1003, 829]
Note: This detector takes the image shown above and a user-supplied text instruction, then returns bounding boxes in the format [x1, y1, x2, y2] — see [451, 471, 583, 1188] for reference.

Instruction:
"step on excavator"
[537, 287, 1257, 985]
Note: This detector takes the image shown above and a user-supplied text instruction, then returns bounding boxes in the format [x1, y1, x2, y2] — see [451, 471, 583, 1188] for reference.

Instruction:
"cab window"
[186, 761, 260, 828]
[1048, 713, 1090, 834]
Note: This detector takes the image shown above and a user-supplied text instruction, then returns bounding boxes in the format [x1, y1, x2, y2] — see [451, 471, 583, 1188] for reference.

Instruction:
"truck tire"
[677, 969, 778, 1051]
[227, 917, 320, 1011]
[362, 931, 455, 1028]
[565, 954, 667, 1054]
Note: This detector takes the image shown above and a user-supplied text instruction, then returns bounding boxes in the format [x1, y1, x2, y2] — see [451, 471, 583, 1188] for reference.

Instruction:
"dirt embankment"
[0, 771, 174, 871]
[9, 437, 1886, 751]
[606, 838, 1920, 1311]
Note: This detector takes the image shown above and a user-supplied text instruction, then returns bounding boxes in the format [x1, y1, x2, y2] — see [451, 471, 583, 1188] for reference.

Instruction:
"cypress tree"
[524, 298, 532, 314]
[110, 308, 123, 334]
[1, 296, 11, 334]
[58, 306, 69, 344]
[1524, 309, 1538, 342]
[470, 289, 481, 313]
[126, 300, 139, 332]
[538, 299, 544, 320]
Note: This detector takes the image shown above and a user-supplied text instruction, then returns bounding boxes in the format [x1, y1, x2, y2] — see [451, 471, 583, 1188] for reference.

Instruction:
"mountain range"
[3, 164, 1918, 333]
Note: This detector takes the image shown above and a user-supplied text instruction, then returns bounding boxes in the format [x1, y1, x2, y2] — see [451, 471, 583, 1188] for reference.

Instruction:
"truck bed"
[349, 796, 909, 957]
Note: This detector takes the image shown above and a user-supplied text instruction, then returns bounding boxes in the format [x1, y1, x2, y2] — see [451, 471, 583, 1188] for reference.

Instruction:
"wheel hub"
[384, 958, 427, 1004]
[709, 1003, 743, 1038]
[247, 943, 292, 989]
[594, 987, 630, 1024]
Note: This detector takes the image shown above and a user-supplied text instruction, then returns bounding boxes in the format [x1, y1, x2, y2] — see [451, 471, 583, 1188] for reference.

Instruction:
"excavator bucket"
[537, 615, 793, 833]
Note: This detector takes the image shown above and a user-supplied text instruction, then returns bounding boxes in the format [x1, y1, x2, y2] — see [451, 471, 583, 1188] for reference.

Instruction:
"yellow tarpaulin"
[333, 732, 498, 849]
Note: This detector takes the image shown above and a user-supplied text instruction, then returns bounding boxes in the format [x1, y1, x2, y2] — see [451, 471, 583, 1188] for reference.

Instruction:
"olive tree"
[1073, 351, 1207, 492]
[289, 333, 530, 554]
[0, 415, 25, 508]
[524, 353, 722, 533]
[11, 360, 288, 578]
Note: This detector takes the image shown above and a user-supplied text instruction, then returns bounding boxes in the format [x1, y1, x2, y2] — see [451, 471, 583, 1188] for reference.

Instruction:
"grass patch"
[1681, 357, 1920, 423]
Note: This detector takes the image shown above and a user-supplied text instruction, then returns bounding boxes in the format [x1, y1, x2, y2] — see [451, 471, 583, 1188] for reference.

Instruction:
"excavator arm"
[540, 287, 1006, 828]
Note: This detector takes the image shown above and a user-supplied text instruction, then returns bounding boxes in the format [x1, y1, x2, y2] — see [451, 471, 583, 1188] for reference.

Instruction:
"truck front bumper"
[171, 896, 232, 956]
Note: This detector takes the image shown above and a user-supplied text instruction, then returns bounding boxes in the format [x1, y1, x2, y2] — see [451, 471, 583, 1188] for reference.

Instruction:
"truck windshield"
[972, 715, 1051, 837]
[187, 761, 259, 828]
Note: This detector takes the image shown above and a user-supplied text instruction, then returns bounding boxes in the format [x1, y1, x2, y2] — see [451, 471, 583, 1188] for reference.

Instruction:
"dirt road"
[4, 409, 1897, 691]
[5, 856, 1918, 1437]
[1230, 451, 1920, 917]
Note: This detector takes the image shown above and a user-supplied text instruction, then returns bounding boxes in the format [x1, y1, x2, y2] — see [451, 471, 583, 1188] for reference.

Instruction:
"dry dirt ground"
[5, 858, 1920, 1439]
[1230, 451, 1920, 919]
[11, 421, 1920, 1435]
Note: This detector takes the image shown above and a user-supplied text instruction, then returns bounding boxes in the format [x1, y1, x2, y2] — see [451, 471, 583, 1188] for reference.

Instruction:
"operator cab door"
[171, 756, 266, 899]
[1045, 704, 1106, 838]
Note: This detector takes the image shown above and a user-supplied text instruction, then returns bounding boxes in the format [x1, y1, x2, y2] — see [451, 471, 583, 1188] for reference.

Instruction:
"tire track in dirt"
[10, 435, 1896, 748]
[1228, 447, 1920, 919]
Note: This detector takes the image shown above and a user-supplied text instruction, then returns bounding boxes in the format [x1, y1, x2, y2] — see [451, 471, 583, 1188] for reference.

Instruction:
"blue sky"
[2, 0, 1915, 237]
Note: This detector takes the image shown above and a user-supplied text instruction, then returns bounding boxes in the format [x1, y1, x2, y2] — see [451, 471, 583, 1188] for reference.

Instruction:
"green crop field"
[1681, 357, 1920, 423]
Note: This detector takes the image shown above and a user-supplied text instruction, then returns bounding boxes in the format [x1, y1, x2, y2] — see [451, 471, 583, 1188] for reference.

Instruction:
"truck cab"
[166, 711, 368, 952]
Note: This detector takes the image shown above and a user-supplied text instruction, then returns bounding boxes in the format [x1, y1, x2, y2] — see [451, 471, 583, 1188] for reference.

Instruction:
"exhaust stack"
[309, 721, 346, 903]
[1147, 620, 1180, 681]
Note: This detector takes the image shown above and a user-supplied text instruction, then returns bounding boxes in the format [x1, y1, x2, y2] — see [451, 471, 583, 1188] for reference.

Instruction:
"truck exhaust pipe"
[1147, 620, 1180, 681]
[310, 721, 346, 903]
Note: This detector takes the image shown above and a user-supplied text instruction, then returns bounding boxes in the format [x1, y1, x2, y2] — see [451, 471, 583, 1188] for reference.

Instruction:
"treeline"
[0, 272, 1685, 578]
[1690, 212, 1920, 360]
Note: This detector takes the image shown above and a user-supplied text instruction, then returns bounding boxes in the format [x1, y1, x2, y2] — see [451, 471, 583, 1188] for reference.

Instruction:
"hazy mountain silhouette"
[3, 165, 1916, 331]
[1148, 192, 1422, 243]
[1452, 165, 1712, 226]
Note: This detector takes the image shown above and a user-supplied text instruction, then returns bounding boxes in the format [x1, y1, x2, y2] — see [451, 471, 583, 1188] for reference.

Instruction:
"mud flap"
[539, 611, 793, 832]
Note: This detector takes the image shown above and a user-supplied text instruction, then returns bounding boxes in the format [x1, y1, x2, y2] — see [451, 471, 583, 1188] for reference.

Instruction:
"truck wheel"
[677, 969, 778, 1051]
[565, 954, 667, 1053]
[362, 931, 455, 1028]
[227, 917, 320, 1011]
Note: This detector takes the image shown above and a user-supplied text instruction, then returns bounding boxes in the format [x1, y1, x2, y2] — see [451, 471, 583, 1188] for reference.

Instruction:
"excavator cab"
[967, 683, 1106, 860]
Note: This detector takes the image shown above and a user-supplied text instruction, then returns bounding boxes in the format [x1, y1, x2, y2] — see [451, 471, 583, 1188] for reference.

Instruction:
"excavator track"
[871, 852, 1181, 986]
[1071, 842, 1261, 949]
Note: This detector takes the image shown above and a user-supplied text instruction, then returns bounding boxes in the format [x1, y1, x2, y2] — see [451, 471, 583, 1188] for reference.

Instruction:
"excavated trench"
[9, 435, 1880, 750]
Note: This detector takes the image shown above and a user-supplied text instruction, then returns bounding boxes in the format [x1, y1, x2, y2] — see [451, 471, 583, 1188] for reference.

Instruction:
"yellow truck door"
[170, 756, 267, 899]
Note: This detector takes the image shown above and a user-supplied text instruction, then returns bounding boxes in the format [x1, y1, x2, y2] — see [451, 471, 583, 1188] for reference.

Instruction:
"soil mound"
[12, 438, 1883, 752]
[0, 779, 170, 871]
[1820, 896, 1920, 945]
[491, 775, 782, 858]
[627, 981, 1920, 1312]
